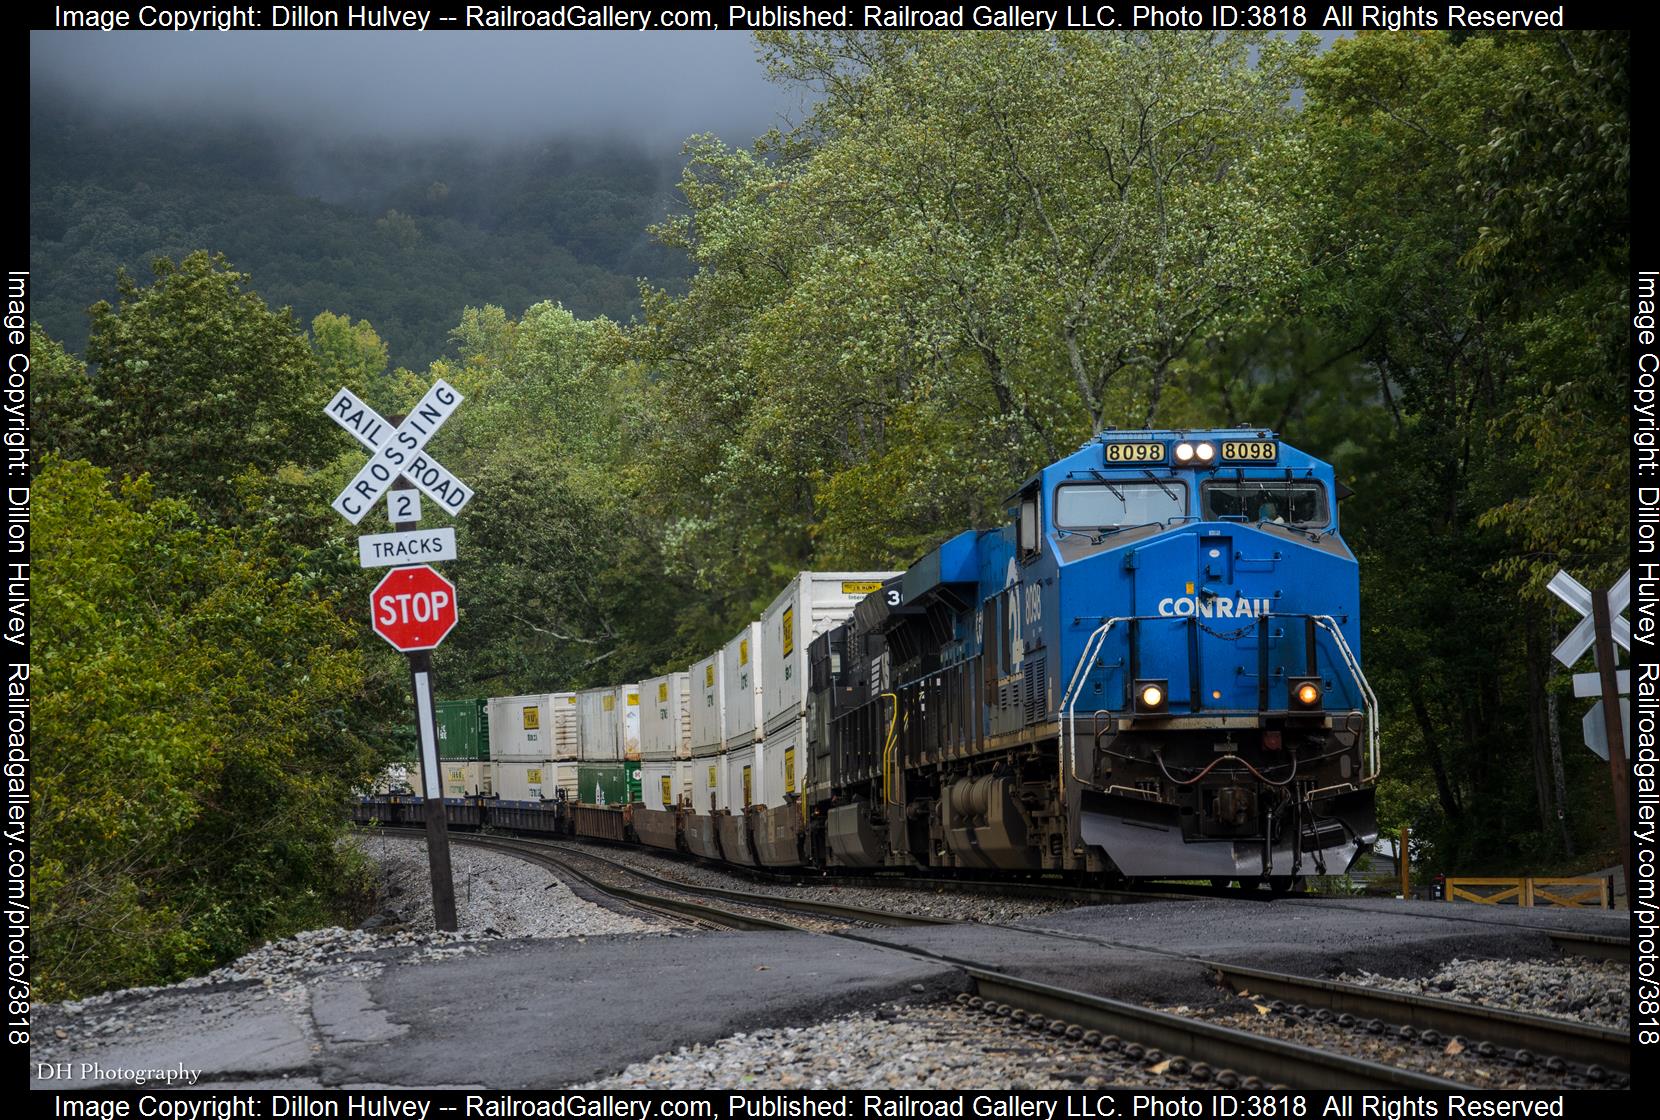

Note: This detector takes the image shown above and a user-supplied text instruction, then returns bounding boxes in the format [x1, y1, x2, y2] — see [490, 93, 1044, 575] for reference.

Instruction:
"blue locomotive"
[808, 428, 1377, 887]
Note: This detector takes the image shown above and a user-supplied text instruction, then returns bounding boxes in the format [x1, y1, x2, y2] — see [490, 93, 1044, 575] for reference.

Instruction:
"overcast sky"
[31, 32, 803, 146]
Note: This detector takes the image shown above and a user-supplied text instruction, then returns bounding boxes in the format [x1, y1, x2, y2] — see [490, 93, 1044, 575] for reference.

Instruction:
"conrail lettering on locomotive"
[358, 428, 1378, 891]
[1157, 595, 1273, 618]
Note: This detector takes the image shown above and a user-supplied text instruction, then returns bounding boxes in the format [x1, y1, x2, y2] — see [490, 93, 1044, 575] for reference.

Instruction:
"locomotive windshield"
[1200, 479, 1327, 526]
[1054, 481, 1187, 529]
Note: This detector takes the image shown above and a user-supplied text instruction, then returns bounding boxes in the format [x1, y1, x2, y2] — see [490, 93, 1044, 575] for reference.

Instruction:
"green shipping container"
[437, 698, 490, 761]
[626, 763, 643, 803]
[578, 763, 627, 806]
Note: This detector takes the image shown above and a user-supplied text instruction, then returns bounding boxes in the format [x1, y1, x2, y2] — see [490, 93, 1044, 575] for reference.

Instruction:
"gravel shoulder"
[1338, 956, 1630, 1032]
[356, 831, 664, 938]
[581, 999, 1178, 1090]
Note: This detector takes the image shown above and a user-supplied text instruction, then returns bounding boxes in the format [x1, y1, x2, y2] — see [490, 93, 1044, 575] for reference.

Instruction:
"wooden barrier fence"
[1442, 876, 1612, 908]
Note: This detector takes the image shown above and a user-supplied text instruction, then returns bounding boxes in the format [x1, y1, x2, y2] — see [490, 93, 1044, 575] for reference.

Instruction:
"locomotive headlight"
[1174, 442, 1196, 463]
[1133, 678, 1170, 715]
[1289, 677, 1323, 710]
[1195, 442, 1216, 463]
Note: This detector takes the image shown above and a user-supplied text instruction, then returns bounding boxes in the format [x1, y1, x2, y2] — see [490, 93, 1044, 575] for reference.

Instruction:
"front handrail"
[1311, 615, 1380, 781]
[1058, 613, 1380, 795]
[1059, 616, 1129, 798]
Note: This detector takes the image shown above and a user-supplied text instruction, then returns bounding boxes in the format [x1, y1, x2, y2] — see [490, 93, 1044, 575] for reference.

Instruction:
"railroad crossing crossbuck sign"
[1548, 569, 1631, 759]
[325, 381, 474, 524]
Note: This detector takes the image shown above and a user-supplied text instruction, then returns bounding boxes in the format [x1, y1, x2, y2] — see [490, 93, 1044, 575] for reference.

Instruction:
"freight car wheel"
[1266, 876, 1297, 896]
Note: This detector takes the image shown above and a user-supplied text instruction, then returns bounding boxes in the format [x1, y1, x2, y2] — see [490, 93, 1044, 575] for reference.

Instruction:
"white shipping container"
[691, 753, 723, 814]
[761, 572, 899, 736]
[496, 760, 554, 802]
[640, 672, 692, 761]
[639, 759, 690, 809]
[719, 744, 758, 813]
[577, 687, 620, 761]
[757, 719, 807, 809]
[690, 652, 725, 755]
[439, 761, 493, 799]
[722, 622, 765, 751]
[488, 694, 557, 763]
[615, 684, 642, 760]
[551, 692, 581, 760]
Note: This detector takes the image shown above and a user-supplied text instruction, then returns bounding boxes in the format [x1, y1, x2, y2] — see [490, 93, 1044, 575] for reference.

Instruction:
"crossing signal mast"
[1548, 569, 1633, 900]
[325, 382, 475, 932]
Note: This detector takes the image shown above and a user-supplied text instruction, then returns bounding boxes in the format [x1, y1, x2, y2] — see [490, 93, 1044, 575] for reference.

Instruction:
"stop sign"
[370, 565, 458, 651]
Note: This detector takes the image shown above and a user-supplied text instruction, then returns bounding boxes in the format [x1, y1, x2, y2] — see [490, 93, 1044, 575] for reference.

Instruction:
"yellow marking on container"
[658, 682, 669, 703]
[566, 696, 577, 705]
[706, 664, 715, 687]
[627, 693, 638, 706]
[740, 637, 749, 665]
[841, 580, 883, 595]
[661, 776, 673, 806]
[522, 705, 540, 730]
[742, 765, 752, 807]
[603, 694, 615, 711]
[527, 768, 542, 784]
[782, 607, 795, 656]
[708, 765, 717, 789]
[784, 746, 796, 793]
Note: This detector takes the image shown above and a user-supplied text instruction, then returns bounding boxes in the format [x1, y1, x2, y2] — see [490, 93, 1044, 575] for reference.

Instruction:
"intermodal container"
[577, 763, 628, 807]
[690, 652, 724, 757]
[640, 672, 692, 761]
[761, 573, 898, 738]
[577, 687, 620, 761]
[721, 622, 764, 752]
[436, 698, 489, 760]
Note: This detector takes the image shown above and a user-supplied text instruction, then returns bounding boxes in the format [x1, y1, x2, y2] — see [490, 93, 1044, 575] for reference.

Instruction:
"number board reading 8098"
[1102, 441, 1165, 463]
[1221, 440, 1278, 462]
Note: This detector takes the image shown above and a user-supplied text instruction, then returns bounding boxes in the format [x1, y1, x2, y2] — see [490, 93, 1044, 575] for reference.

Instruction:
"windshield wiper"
[1085, 469, 1125, 501]
[1142, 470, 1178, 503]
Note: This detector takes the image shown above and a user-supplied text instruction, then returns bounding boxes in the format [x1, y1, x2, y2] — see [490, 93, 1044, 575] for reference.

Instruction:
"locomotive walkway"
[31, 890, 1624, 1089]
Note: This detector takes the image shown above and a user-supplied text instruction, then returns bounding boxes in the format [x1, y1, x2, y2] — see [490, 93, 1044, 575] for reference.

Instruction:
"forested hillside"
[29, 88, 693, 369]
[31, 30, 1630, 999]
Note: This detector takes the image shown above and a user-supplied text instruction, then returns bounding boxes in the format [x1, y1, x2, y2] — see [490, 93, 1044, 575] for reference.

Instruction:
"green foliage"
[1302, 31, 1628, 866]
[632, 32, 1320, 612]
[31, 457, 381, 1000]
[73, 251, 334, 513]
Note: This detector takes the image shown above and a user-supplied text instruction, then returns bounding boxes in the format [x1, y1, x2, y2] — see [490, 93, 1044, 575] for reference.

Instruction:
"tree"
[79, 251, 335, 512]
[1301, 31, 1627, 865]
[32, 457, 381, 999]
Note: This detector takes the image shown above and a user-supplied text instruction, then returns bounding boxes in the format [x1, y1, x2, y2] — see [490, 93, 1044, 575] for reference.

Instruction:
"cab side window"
[1017, 486, 1041, 563]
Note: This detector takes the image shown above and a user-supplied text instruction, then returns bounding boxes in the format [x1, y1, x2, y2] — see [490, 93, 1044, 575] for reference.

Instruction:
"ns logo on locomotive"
[362, 429, 1376, 889]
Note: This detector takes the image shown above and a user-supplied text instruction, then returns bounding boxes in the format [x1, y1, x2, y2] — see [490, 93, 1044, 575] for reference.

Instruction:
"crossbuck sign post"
[327, 382, 474, 933]
[1548, 569, 1631, 898]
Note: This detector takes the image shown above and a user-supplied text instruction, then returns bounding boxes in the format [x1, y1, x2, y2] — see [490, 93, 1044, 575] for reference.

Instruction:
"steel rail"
[965, 968, 1466, 1091]
[533, 838, 956, 928]
[439, 831, 802, 932]
[1208, 960, 1629, 1074]
[1547, 930, 1631, 965]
